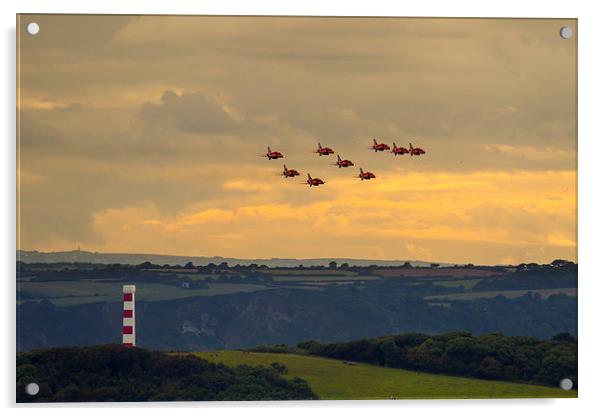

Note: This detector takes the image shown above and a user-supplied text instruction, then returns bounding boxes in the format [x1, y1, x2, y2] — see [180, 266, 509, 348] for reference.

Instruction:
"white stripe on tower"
[122, 285, 136, 347]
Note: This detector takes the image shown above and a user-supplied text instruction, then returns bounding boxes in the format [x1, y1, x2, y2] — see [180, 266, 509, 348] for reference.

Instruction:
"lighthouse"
[122, 285, 136, 347]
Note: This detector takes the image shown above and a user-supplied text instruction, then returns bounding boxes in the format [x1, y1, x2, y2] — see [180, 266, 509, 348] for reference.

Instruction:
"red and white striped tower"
[122, 285, 136, 347]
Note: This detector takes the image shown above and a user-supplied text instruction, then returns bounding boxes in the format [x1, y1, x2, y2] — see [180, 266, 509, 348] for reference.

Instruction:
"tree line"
[295, 331, 577, 388]
[17, 344, 316, 402]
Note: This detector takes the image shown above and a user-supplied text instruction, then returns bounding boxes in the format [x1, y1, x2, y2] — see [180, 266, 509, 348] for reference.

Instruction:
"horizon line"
[16, 249, 575, 267]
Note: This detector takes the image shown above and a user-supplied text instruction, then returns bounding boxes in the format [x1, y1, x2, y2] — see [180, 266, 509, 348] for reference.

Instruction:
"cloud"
[73, 169, 576, 264]
[19, 112, 64, 149]
[139, 90, 239, 134]
[484, 144, 574, 162]
[223, 180, 274, 192]
[17, 15, 577, 263]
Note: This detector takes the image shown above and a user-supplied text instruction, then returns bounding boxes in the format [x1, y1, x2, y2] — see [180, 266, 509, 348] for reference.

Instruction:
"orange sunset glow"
[17, 16, 577, 264]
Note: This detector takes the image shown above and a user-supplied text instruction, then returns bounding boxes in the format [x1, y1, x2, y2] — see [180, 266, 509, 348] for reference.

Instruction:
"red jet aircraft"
[335, 154, 354, 168]
[358, 168, 376, 181]
[372, 139, 390, 152]
[282, 164, 300, 178]
[409, 143, 426, 156]
[391, 142, 409, 156]
[264, 146, 284, 160]
[316, 142, 335, 156]
[306, 173, 325, 187]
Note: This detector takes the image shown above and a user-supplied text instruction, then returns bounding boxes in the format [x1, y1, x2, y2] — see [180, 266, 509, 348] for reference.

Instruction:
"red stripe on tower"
[122, 285, 136, 347]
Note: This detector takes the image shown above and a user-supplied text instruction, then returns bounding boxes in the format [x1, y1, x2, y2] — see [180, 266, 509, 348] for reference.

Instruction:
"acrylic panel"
[16, 15, 577, 402]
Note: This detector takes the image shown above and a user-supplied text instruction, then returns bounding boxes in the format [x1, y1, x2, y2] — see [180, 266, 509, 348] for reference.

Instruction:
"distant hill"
[17, 284, 577, 352]
[17, 250, 449, 268]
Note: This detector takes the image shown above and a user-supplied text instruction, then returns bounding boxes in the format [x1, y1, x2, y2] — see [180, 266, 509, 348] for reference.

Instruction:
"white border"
[3, 1, 601, 415]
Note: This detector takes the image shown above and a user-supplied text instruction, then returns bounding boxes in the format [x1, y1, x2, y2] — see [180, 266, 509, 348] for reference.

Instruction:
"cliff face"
[17, 288, 577, 352]
[134, 289, 380, 350]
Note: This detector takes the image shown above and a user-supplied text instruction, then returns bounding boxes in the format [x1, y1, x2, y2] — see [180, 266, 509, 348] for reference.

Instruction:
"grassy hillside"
[424, 287, 577, 301]
[195, 350, 576, 399]
[17, 281, 275, 306]
[376, 267, 503, 278]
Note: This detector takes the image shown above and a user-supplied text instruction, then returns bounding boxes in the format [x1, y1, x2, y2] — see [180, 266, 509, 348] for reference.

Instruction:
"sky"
[17, 15, 577, 265]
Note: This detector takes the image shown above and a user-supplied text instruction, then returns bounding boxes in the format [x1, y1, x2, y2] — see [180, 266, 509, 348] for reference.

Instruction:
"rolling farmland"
[194, 350, 576, 399]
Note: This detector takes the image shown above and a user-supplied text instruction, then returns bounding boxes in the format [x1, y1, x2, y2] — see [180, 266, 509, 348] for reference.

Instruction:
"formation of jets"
[391, 142, 426, 156]
[263, 139, 426, 187]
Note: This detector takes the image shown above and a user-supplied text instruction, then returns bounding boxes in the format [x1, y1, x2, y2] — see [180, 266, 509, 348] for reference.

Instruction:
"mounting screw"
[559, 26, 573, 39]
[560, 378, 573, 391]
[25, 382, 39, 396]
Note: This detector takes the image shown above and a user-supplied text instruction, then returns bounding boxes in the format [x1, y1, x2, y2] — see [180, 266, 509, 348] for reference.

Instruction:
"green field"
[272, 275, 379, 283]
[174, 273, 215, 281]
[267, 269, 358, 276]
[432, 279, 482, 289]
[265, 268, 380, 283]
[424, 287, 577, 301]
[194, 350, 576, 399]
[17, 281, 275, 306]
